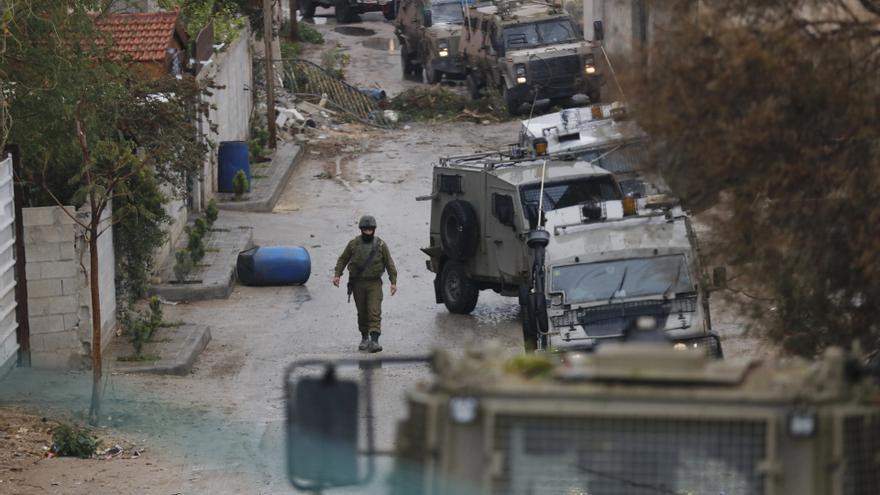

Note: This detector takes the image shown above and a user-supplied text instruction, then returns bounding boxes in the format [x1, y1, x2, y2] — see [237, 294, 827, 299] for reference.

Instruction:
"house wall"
[23, 205, 115, 369]
[196, 26, 254, 206]
[586, 0, 690, 63]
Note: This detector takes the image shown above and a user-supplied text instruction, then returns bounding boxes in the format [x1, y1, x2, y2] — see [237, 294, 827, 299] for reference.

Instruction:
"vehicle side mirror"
[287, 371, 360, 489]
[423, 9, 432, 27]
[712, 266, 727, 290]
[593, 20, 604, 42]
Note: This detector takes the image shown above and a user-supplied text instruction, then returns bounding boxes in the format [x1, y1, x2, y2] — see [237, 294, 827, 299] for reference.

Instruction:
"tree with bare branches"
[625, 0, 880, 356]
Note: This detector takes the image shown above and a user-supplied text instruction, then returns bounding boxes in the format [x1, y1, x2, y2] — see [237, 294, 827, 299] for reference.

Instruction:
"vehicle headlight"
[515, 64, 527, 84]
[438, 42, 449, 57]
[449, 397, 479, 424]
[584, 55, 596, 75]
[549, 294, 563, 307]
[673, 343, 688, 351]
[636, 316, 657, 331]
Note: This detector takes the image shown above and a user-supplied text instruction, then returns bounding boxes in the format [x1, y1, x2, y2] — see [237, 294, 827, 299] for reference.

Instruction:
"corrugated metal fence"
[0, 155, 18, 370]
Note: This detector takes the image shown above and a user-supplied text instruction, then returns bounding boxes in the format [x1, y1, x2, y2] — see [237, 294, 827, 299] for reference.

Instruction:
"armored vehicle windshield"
[551, 254, 693, 305]
[503, 18, 578, 49]
[520, 175, 619, 212]
[431, 0, 465, 24]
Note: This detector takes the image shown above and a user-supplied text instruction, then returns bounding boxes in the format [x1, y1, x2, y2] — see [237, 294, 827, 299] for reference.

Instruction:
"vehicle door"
[486, 178, 523, 282]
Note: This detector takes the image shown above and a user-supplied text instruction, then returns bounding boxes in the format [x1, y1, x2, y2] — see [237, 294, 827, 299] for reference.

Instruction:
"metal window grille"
[493, 415, 767, 495]
[843, 414, 880, 495]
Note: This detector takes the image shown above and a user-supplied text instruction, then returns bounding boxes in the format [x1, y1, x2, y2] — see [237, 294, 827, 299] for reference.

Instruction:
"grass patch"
[251, 174, 268, 179]
[117, 353, 161, 362]
[159, 320, 186, 328]
[205, 248, 220, 253]
[389, 86, 509, 123]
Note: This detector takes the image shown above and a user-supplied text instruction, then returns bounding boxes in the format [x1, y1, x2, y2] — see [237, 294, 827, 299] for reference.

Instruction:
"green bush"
[232, 170, 249, 199]
[280, 40, 303, 60]
[129, 296, 164, 357]
[186, 226, 206, 262]
[205, 199, 219, 226]
[52, 424, 99, 458]
[193, 217, 208, 238]
[299, 24, 325, 44]
[320, 47, 350, 80]
[174, 249, 194, 282]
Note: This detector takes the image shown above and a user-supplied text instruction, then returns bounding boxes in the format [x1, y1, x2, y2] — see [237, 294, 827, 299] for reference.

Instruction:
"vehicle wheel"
[399, 45, 413, 77]
[465, 73, 482, 100]
[335, 0, 354, 23]
[441, 261, 479, 314]
[425, 59, 442, 84]
[382, 0, 397, 20]
[440, 200, 479, 261]
[300, 0, 317, 18]
[503, 85, 522, 116]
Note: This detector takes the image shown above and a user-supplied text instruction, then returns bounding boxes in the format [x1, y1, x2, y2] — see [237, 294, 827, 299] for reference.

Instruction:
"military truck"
[458, 0, 602, 115]
[286, 345, 880, 494]
[396, 0, 476, 83]
[299, 0, 397, 23]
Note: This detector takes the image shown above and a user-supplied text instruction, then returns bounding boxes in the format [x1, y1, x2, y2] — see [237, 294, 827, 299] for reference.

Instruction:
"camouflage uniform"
[334, 236, 397, 336]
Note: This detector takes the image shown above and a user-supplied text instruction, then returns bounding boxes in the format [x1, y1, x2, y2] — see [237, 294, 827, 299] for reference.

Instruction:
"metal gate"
[0, 154, 18, 372]
[282, 59, 395, 129]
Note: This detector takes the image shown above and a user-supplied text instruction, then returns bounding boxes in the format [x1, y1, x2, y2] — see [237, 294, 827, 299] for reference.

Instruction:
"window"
[493, 193, 515, 227]
[439, 174, 463, 194]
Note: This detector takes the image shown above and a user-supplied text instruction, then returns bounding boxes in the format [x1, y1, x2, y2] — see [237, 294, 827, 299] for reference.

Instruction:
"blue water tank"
[237, 246, 311, 286]
[218, 141, 251, 193]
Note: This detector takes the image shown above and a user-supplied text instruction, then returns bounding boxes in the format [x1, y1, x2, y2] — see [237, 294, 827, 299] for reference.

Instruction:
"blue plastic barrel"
[218, 141, 251, 193]
[237, 246, 311, 286]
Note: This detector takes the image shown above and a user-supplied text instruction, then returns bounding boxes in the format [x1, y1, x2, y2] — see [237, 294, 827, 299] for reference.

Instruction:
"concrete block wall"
[23, 205, 116, 369]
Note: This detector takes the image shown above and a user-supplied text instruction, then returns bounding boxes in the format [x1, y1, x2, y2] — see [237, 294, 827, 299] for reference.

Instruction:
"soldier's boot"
[367, 332, 382, 353]
[358, 334, 370, 351]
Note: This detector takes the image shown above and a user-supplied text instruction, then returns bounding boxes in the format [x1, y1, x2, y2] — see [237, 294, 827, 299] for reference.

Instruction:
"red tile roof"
[95, 11, 184, 62]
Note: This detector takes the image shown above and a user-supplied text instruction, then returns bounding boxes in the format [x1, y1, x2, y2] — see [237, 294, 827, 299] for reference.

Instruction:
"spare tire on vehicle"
[440, 200, 479, 261]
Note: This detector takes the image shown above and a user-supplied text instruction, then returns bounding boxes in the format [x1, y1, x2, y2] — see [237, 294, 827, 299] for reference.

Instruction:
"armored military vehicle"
[286, 345, 880, 494]
[396, 0, 477, 83]
[300, 0, 396, 23]
[417, 153, 626, 313]
[418, 149, 717, 354]
[458, 0, 601, 115]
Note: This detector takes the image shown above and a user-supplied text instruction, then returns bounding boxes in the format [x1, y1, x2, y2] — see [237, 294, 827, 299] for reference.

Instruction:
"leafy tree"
[624, 0, 880, 356]
[1, 1, 211, 424]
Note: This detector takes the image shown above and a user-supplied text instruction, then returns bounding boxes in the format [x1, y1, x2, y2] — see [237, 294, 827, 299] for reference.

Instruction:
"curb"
[149, 227, 254, 302]
[113, 325, 211, 376]
[217, 142, 303, 212]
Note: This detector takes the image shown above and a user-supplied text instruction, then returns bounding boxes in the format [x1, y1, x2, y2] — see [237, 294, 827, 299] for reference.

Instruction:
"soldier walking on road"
[332, 215, 398, 352]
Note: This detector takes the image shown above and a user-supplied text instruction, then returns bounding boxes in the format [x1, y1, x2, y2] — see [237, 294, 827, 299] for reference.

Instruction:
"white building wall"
[0, 156, 18, 375]
[198, 26, 254, 203]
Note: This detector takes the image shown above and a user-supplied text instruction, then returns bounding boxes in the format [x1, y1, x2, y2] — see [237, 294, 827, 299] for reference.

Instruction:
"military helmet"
[358, 215, 377, 229]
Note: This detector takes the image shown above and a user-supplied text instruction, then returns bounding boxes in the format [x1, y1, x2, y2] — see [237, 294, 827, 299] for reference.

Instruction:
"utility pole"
[263, 0, 278, 149]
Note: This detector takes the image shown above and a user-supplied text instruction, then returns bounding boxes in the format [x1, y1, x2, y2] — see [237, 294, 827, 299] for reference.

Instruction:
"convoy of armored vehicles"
[286, 7, 880, 493]
[395, 0, 602, 113]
